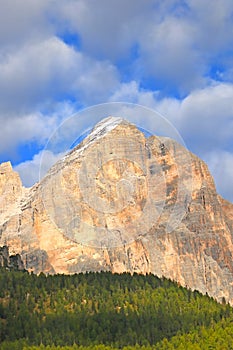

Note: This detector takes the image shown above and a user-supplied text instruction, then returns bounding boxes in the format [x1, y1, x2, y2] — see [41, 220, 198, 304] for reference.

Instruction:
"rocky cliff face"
[0, 245, 24, 270]
[0, 117, 233, 304]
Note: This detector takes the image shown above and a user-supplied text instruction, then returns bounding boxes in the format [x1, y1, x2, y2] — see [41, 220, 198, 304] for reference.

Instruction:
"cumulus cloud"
[0, 37, 119, 113]
[0, 100, 77, 162]
[54, 0, 152, 59]
[136, 0, 233, 93]
[0, 34, 119, 160]
[177, 83, 233, 154]
[1, 0, 233, 98]
[51, 0, 233, 94]
[203, 150, 233, 202]
[0, 113, 53, 155]
[109, 81, 158, 106]
[188, 0, 233, 54]
[138, 16, 205, 93]
[0, 0, 51, 51]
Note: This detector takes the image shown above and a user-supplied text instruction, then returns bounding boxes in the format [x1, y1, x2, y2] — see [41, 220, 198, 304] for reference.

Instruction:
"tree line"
[0, 269, 233, 349]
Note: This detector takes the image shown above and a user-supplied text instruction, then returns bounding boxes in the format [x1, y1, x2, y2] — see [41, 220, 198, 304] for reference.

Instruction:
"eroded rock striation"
[0, 117, 233, 304]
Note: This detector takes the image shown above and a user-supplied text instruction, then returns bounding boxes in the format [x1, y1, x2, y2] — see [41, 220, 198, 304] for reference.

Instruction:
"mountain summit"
[1, 117, 233, 304]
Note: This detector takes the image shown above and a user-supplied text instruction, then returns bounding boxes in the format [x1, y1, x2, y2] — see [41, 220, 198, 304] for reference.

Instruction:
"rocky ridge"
[0, 117, 233, 304]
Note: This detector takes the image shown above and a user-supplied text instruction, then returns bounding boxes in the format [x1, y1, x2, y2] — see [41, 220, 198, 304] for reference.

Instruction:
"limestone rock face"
[1, 117, 233, 304]
[0, 245, 24, 270]
[0, 161, 23, 214]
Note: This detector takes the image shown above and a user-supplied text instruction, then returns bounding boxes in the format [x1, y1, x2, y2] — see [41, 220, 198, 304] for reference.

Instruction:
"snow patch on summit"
[88, 116, 125, 143]
[55, 117, 127, 168]
[68, 116, 127, 158]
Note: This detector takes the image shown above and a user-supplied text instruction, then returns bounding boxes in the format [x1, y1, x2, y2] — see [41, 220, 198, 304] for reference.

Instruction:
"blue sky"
[0, 0, 233, 202]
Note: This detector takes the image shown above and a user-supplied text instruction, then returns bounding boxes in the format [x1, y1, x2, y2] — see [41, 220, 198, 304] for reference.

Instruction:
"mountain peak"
[1, 117, 233, 305]
[64, 116, 134, 162]
[92, 116, 128, 132]
[84, 116, 129, 144]
[0, 161, 13, 173]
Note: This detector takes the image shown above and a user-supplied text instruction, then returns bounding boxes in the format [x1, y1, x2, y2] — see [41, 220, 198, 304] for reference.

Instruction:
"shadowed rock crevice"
[0, 245, 24, 270]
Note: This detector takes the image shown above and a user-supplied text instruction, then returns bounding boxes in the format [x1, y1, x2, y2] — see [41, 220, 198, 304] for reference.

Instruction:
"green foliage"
[155, 317, 233, 349]
[0, 269, 233, 349]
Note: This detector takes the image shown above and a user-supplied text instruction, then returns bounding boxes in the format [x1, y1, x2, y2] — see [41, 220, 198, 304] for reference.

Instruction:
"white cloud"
[177, 83, 233, 154]
[0, 101, 78, 158]
[109, 81, 158, 106]
[1, 1, 233, 97]
[0, 113, 52, 155]
[0, 36, 119, 113]
[0, 35, 120, 158]
[137, 16, 205, 93]
[51, 1, 233, 93]
[0, 37, 76, 112]
[188, 0, 233, 53]
[0, 1, 51, 52]
[54, 0, 152, 59]
[203, 150, 233, 202]
[74, 58, 120, 104]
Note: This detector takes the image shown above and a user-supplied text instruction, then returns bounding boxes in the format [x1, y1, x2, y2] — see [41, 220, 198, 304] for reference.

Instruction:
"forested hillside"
[1, 269, 233, 349]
